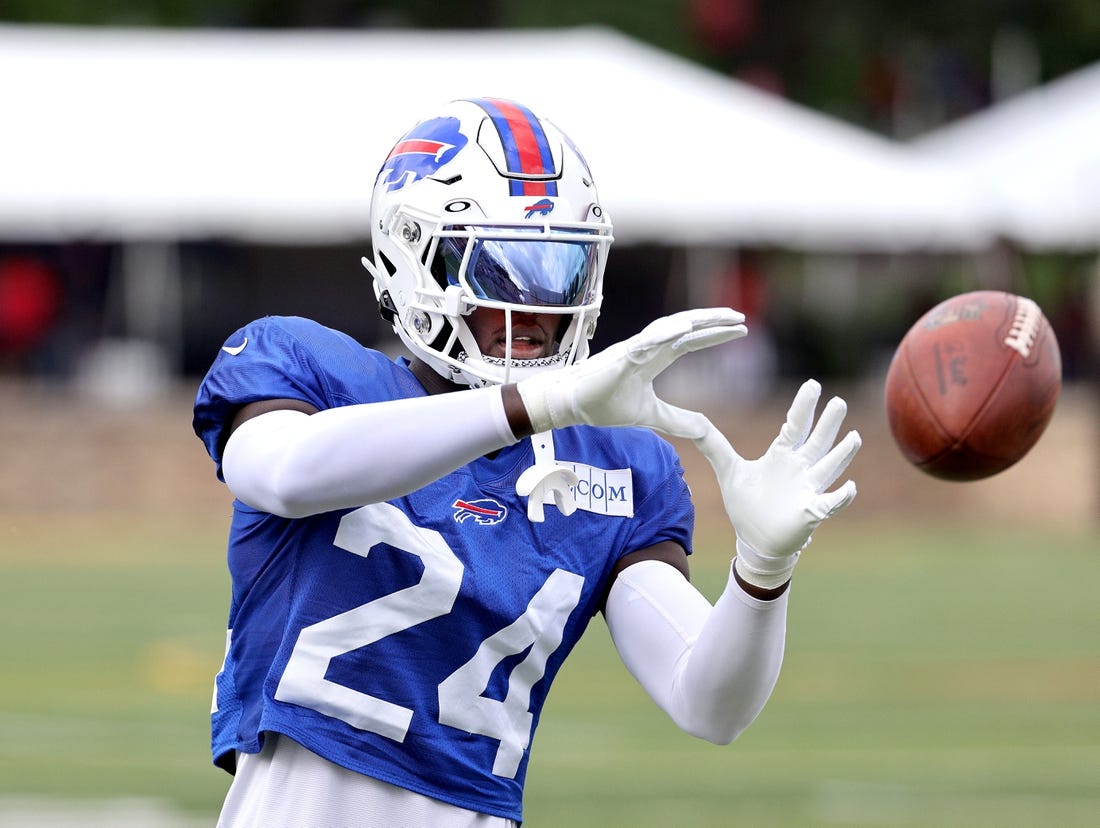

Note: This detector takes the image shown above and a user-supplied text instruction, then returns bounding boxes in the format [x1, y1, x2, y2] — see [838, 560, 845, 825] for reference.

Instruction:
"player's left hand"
[694, 379, 861, 589]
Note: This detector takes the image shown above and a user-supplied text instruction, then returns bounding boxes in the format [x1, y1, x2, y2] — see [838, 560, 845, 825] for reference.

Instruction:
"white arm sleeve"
[221, 386, 517, 518]
[605, 559, 788, 744]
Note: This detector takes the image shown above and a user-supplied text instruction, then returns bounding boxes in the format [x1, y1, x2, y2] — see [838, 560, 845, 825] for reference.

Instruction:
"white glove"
[516, 308, 747, 438]
[694, 379, 861, 590]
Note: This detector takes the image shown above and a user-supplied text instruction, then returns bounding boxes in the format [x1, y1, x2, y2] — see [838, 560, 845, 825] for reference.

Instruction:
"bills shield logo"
[378, 117, 467, 193]
[453, 498, 508, 525]
[524, 198, 555, 218]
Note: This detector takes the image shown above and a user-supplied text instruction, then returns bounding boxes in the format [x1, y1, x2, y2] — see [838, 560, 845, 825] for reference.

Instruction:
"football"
[884, 290, 1062, 481]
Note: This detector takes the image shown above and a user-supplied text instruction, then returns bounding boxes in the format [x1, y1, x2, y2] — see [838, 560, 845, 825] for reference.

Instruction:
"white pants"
[218, 733, 518, 828]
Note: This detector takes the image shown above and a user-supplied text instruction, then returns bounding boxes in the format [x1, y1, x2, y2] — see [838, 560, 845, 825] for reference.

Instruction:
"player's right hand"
[516, 308, 747, 437]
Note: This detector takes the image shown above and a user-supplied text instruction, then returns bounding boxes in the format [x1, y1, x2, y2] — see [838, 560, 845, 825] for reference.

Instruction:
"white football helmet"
[362, 97, 614, 387]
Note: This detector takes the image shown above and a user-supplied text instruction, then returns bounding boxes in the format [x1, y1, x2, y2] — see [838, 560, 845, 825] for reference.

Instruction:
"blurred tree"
[2, 0, 1096, 134]
[0, 0, 500, 28]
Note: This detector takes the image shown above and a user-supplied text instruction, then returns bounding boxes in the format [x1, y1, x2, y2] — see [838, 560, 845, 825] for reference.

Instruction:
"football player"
[193, 97, 860, 827]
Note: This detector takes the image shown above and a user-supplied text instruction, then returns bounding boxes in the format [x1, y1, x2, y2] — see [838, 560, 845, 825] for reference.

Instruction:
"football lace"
[1003, 297, 1042, 359]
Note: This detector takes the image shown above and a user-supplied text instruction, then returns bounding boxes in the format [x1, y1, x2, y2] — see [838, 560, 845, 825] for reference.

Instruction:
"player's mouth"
[494, 327, 549, 360]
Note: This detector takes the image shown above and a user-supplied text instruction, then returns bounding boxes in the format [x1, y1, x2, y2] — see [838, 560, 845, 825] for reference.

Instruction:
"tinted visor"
[436, 231, 599, 307]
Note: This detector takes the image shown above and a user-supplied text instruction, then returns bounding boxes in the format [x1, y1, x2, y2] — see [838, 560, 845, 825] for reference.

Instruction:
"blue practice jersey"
[193, 316, 694, 823]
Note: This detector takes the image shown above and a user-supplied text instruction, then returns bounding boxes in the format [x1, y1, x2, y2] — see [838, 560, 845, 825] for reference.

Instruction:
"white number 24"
[274, 501, 584, 779]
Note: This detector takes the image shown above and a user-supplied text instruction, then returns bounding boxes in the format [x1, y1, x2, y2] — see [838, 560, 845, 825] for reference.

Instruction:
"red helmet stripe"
[487, 97, 551, 176]
[470, 97, 559, 197]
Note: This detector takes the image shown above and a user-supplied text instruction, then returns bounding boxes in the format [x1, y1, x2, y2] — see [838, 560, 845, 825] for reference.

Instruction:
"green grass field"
[0, 515, 1096, 826]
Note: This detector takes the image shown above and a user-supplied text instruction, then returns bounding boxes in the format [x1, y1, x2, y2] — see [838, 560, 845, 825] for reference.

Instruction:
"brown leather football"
[884, 290, 1062, 481]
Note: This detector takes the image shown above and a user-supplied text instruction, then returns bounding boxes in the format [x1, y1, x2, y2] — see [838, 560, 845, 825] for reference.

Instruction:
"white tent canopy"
[914, 59, 1100, 251]
[0, 24, 992, 250]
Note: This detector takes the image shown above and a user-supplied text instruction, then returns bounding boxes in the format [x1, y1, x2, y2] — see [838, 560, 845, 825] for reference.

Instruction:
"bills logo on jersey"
[453, 498, 508, 525]
[379, 117, 468, 193]
[524, 198, 554, 218]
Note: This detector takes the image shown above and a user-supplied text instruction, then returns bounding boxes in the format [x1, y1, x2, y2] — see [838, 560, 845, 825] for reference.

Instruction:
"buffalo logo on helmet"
[378, 117, 468, 193]
[523, 198, 555, 219]
[452, 498, 508, 525]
